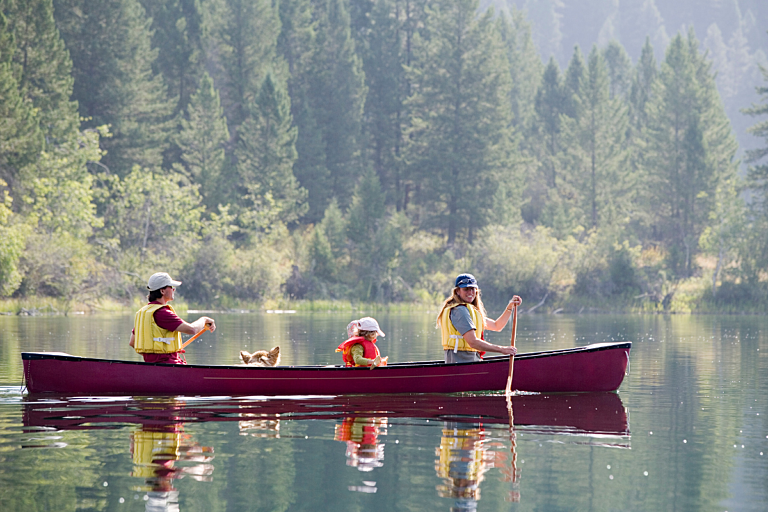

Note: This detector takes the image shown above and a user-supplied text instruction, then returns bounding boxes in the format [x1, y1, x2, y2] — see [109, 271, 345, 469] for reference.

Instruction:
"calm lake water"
[1, 311, 767, 512]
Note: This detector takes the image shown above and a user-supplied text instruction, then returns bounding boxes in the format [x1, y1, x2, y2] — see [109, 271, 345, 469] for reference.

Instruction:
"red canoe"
[22, 342, 630, 395]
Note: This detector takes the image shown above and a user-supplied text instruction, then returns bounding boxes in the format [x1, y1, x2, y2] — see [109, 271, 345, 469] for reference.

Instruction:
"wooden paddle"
[181, 324, 211, 349]
[505, 301, 518, 396]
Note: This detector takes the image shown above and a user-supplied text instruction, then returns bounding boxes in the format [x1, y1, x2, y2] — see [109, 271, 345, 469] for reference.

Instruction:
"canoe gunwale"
[21, 341, 632, 371]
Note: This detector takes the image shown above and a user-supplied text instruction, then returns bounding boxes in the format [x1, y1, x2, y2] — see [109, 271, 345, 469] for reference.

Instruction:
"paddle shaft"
[505, 303, 518, 394]
[181, 324, 211, 349]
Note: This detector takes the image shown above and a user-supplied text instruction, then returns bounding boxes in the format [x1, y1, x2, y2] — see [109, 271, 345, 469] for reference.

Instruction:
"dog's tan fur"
[240, 346, 281, 367]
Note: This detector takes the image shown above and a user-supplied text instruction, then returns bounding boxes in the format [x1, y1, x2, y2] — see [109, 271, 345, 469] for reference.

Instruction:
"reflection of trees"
[2, 430, 104, 512]
[435, 422, 514, 511]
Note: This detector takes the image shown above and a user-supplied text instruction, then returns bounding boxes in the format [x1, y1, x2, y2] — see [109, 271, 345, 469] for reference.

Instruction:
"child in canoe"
[336, 317, 388, 369]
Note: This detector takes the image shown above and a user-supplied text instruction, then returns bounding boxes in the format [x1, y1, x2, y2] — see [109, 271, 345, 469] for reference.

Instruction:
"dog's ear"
[268, 346, 281, 366]
[240, 351, 253, 364]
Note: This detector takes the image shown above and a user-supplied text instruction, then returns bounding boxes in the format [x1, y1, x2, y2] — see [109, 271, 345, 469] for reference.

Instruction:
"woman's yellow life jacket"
[439, 303, 485, 352]
[133, 303, 182, 354]
[436, 427, 486, 481]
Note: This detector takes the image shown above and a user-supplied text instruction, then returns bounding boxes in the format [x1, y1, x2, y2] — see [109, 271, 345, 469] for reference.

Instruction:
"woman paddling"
[436, 273, 522, 363]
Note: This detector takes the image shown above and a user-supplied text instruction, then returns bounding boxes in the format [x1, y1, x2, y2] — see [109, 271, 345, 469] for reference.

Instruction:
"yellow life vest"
[133, 303, 182, 354]
[439, 303, 484, 352]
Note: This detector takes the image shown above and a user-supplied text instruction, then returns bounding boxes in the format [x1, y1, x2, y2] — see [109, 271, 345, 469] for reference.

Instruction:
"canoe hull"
[22, 342, 630, 396]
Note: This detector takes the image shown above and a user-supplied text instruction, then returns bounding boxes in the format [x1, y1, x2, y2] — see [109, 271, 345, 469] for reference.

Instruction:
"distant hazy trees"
[0, 0, 763, 310]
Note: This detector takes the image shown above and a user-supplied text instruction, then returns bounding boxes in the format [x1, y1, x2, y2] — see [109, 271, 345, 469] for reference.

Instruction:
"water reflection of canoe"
[22, 341, 630, 396]
[22, 392, 629, 437]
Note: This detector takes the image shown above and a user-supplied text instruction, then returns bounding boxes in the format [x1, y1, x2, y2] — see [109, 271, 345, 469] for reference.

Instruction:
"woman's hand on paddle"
[500, 346, 517, 356]
[506, 296, 522, 310]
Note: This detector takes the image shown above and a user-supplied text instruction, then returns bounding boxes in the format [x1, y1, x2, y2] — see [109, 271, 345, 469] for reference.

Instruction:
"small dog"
[240, 346, 281, 367]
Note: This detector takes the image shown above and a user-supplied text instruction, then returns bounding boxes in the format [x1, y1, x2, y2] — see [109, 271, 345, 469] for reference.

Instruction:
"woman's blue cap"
[455, 273, 478, 288]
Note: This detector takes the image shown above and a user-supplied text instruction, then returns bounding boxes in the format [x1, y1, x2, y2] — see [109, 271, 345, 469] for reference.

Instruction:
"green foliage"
[23, 127, 105, 238]
[497, 7, 543, 132]
[603, 39, 632, 99]
[743, 63, 768, 205]
[96, 166, 204, 266]
[17, 230, 99, 300]
[472, 223, 580, 303]
[0, 179, 28, 296]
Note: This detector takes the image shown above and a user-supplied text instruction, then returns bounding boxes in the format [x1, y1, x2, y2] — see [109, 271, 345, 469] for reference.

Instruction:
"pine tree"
[234, 73, 307, 229]
[217, 0, 285, 130]
[629, 37, 657, 133]
[354, 0, 427, 212]
[405, 0, 515, 245]
[738, 57, 768, 285]
[603, 39, 632, 99]
[54, 0, 174, 176]
[563, 46, 586, 118]
[642, 29, 739, 277]
[533, 58, 567, 190]
[277, 0, 330, 223]
[497, 7, 543, 133]
[743, 63, 768, 202]
[175, 72, 229, 208]
[5, 0, 79, 140]
[0, 9, 42, 188]
[559, 45, 631, 230]
[141, 0, 206, 115]
[306, 0, 366, 211]
[346, 168, 402, 301]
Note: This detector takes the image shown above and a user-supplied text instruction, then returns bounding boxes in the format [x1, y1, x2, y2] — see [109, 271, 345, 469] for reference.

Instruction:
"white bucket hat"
[356, 317, 385, 337]
[147, 272, 182, 291]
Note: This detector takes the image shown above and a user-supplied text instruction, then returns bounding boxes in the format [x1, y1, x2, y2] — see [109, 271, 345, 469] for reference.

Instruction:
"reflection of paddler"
[130, 425, 214, 493]
[435, 422, 509, 511]
[131, 427, 183, 480]
[334, 416, 387, 472]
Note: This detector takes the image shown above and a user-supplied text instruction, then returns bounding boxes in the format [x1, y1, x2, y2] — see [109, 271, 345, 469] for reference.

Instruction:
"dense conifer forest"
[0, 0, 766, 313]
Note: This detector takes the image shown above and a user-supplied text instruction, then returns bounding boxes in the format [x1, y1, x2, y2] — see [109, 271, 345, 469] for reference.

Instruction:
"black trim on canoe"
[22, 341, 631, 371]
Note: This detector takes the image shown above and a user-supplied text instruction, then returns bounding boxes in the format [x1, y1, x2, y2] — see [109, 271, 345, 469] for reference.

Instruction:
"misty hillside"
[490, 0, 768, 157]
